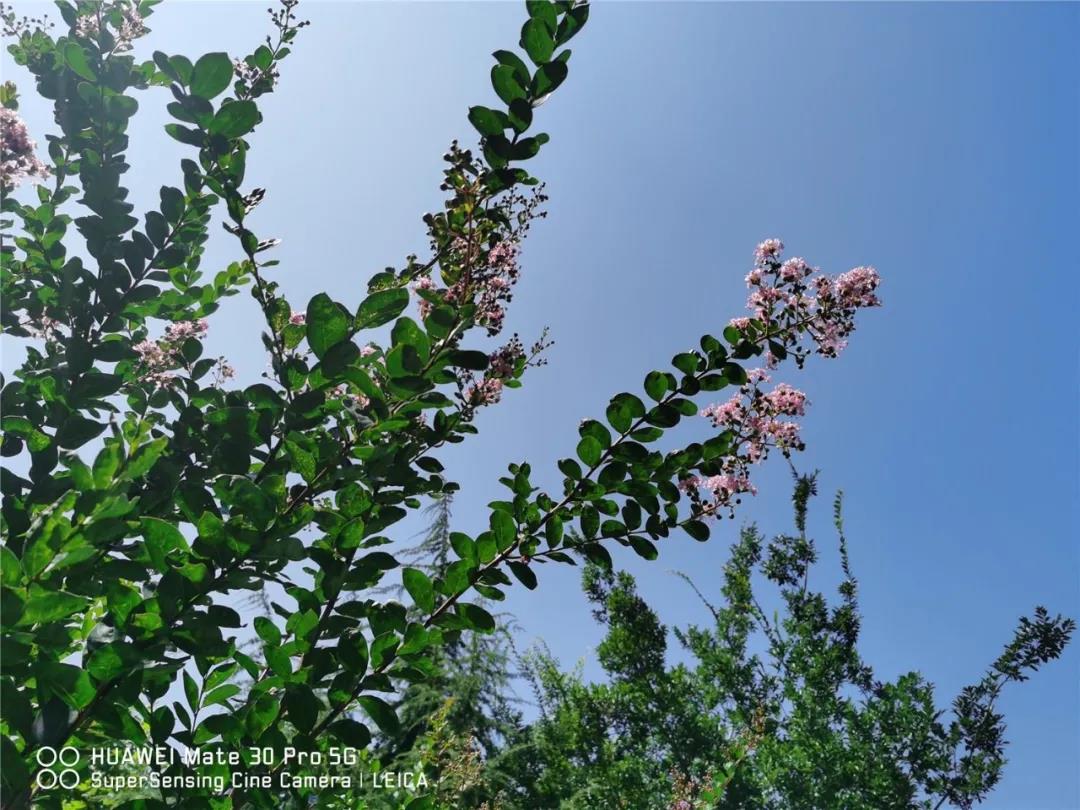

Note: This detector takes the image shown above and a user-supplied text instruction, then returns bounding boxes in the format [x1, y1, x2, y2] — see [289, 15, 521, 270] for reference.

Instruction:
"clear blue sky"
[4, 2, 1077, 807]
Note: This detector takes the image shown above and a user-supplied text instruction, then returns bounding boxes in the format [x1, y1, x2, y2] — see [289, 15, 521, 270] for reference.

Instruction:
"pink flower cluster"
[20, 315, 62, 342]
[213, 360, 236, 385]
[488, 336, 525, 379]
[414, 237, 522, 336]
[233, 57, 279, 93]
[411, 276, 436, 320]
[465, 377, 503, 406]
[683, 238, 880, 517]
[678, 472, 756, 501]
[163, 319, 208, 343]
[691, 374, 808, 514]
[735, 238, 881, 361]
[288, 312, 306, 325]
[458, 335, 526, 414]
[1, 107, 49, 191]
[74, 4, 146, 50]
[132, 320, 208, 388]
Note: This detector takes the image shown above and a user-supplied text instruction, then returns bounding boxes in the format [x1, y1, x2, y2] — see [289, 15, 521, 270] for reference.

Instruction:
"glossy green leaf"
[306, 293, 351, 359]
[402, 568, 435, 613]
[521, 18, 555, 65]
[189, 52, 234, 99]
[356, 288, 409, 330]
[209, 100, 258, 139]
[576, 436, 602, 467]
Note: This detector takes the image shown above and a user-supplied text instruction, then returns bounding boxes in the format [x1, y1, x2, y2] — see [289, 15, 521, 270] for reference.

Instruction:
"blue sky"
[4, 2, 1078, 807]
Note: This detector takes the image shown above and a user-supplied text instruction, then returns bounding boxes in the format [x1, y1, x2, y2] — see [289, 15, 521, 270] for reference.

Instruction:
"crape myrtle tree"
[1, 0, 885, 806]
[493, 476, 1074, 810]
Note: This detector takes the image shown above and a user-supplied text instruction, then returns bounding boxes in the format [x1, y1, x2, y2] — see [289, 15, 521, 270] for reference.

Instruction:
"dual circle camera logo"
[35, 746, 82, 789]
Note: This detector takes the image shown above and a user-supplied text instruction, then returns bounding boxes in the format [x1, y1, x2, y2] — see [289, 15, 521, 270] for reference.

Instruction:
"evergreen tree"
[497, 474, 1074, 810]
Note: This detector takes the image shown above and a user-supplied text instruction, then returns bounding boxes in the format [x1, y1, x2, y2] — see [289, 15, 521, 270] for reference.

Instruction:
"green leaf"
[458, 602, 496, 632]
[38, 662, 95, 710]
[356, 288, 409, 330]
[448, 350, 488, 371]
[579, 419, 612, 448]
[284, 685, 321, 733]
[576, 436, 602, 467]
[189, 52, 234, 99]
[508, 98, 533, 133]
[490, 511, 517, 550]
[56, 415, 105, 449]
[644, 371, 668, 402]
[468, 105, 505, 137]
[580, 505, 599, 539]
[391, 317, 431, 362]
[555, 3, 589, 46]
[122, 438, 167, 480]
[723, 362, 748, 386]
[306, 293, 351, 359]
[673, 352, 700, 375]
[402, 568, 435, 614]
[606, 392, 645, 433]
[629, 536, 659, 560]
[359, 695, 400, 735]
[508, 561, 538, 589]
[473, 531, 496, 564]
[493, 49, 531, 86]
[330, 718, 371, 748]
[545, 515, 563, 549]
[17, 591, 88, 626]
[521, 18, 555, 65]
[286, 609, 319, 640]
[246, 695, 280, 738]
[491, 65, 527, 106]
[254, 616, 282, 646]
[684, 520, 710, 542]
[580, 542, 612, 570]
[338, 634, 369, 674]
[203, 683, 241, 708]
[450, 532, 476, 564]
[63, 42, 96, 80]
[526, 0, 558, 29]
[284, 439, 317, 482]
[209, 100, 258, 139]
[558, 458, 582, 480]
[531, 60, 568, 98]
[141, 517, 187, 572]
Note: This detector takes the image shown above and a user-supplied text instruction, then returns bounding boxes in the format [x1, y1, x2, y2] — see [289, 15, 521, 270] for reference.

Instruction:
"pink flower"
[213, 360, 236, 385]
[412, 276, 438, 319]
[465, 378, 503, 406]
[753, 238, 784, 265]
[163, 319, 208, 342]
[1, 107, 49, 190]
[489, 337, 525, 379]
[701, 397, 744, 428]
[359, 345, 377, 358]
[834, 266, 881, 308]
[779, 257, 811, 281]
[74, 15, 100, 38]
[444, 237, 522, 336]
[763, 383, 808, 416]
[289, 312, 306, 325]
[133, 340, 167, 366]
